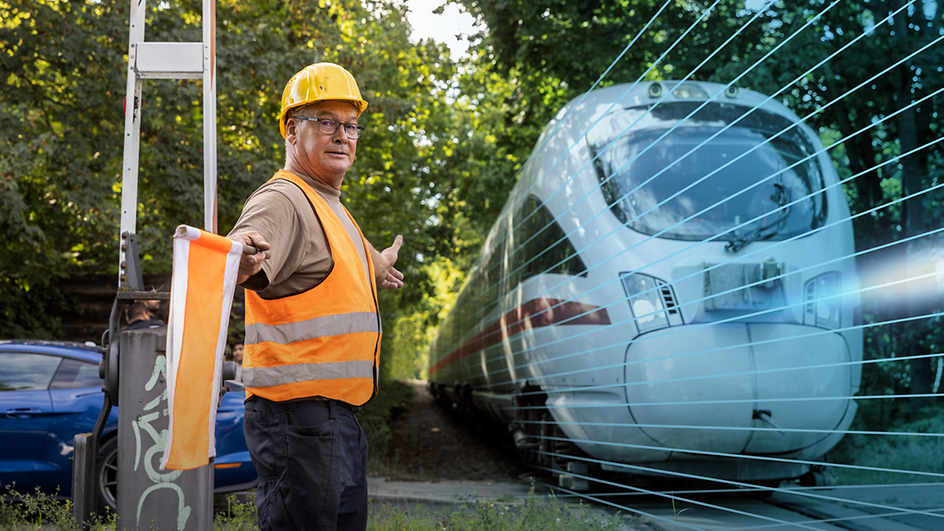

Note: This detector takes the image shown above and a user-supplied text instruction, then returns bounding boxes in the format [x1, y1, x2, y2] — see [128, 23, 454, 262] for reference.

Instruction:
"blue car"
[0, 339, 257, 512]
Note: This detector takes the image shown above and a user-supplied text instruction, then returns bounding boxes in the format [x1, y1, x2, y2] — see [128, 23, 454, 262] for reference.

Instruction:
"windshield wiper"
[726, 180, 791, 253]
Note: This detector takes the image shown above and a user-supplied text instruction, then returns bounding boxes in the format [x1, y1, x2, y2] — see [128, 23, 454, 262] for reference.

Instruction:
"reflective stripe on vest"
[242, 360, 374, 388]
[245, 312, 380, 345]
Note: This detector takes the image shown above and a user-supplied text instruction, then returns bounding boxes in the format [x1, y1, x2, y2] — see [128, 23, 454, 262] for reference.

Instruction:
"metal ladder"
[118, 0, 218, 292]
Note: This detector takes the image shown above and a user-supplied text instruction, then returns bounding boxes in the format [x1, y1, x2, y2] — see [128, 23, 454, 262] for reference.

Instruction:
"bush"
[832, 405, 944, 485]
[214, 494, 258, 530]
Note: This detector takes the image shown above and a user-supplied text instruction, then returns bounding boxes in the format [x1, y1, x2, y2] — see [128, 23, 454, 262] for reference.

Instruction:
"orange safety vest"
[242, 171, 380, 405]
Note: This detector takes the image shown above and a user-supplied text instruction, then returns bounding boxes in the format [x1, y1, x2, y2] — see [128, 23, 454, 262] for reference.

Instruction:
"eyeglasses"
[292, 116, 365, 139]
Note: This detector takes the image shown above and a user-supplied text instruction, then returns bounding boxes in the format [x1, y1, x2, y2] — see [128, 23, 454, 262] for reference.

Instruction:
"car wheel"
[95, 437, 119, 514]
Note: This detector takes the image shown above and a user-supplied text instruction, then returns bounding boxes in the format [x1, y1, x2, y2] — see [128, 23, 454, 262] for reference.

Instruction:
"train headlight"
[621, 273, 669, 334]
[803, 272, 842, 329]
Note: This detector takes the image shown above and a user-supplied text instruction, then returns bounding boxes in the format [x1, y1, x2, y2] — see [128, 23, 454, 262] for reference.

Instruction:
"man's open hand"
[374, 235, 404, 290]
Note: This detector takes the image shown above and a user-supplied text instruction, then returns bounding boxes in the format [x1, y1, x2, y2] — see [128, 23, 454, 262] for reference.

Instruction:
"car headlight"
[621, 273, 670, 334]
[804, 272, 841, 329]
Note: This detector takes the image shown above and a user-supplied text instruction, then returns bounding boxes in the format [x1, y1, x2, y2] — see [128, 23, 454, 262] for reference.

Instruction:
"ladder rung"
[135, 42, 204, 79]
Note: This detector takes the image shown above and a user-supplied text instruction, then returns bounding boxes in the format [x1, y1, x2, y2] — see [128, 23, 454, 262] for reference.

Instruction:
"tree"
[1, 0, 128, 337]
[0, 0, 474, 369]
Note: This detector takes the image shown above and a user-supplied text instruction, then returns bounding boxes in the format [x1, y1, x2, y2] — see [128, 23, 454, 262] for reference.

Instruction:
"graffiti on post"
[130, 354, 191, 529]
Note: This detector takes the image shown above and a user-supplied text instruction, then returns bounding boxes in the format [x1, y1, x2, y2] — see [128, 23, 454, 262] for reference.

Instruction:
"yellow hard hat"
[279, 63, 369, 138]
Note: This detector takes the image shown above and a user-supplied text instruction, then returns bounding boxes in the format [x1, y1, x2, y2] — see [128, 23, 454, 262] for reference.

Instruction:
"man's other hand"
[374, 235, 404, 290]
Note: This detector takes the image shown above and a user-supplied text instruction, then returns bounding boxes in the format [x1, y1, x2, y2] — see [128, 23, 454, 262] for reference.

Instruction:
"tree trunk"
[888, 4, 933, 420]
[821, 64, 883, 212]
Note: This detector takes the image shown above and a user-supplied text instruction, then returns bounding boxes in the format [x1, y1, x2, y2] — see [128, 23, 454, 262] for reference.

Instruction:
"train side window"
[442, 311, 457, 354]
[483, 239, 505, 307]
[512, 196, 587, 283]
[466, 264, 484, 330]
[508, 197, 535, 284]
[454, 287, 475, 345]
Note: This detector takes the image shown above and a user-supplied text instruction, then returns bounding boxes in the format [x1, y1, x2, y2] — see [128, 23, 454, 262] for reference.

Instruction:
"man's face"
[288, 100, 359, 187]
[233, 344, 244, 363]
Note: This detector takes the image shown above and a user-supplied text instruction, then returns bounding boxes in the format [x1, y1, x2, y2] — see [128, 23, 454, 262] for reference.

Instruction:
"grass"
[1, 489, 630, 530]
[369, 492, 627, 531]
[0, 486, 115, 531]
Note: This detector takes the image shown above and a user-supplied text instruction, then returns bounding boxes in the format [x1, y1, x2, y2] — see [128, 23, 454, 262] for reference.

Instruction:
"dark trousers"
[243, 396, 368, 531]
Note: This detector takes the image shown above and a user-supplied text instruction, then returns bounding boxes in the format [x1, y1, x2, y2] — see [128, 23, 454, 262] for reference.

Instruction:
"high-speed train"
[428, 80, 863, 489]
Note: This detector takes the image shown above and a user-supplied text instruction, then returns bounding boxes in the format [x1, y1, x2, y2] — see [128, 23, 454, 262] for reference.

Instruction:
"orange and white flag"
[161, 225, 242, 471]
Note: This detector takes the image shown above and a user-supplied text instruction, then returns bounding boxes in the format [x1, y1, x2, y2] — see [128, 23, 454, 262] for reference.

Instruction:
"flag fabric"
[161, 225, 243, 471]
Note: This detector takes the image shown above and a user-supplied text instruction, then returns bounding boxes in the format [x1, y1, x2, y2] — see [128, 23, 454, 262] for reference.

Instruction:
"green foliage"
[0, 276, 72, 339]
[832, 405, 944, 485]
[380, 258, 467, 380]
[0, 485, 115, 530]
[214, 494, 258, 530]
[0, 0, 127, 337]
[726, 1, 943, 237]
[0, 0, 486, 346]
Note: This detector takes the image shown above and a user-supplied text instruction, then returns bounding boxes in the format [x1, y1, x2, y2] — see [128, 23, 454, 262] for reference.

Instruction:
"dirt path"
[380, 380, 531, 482]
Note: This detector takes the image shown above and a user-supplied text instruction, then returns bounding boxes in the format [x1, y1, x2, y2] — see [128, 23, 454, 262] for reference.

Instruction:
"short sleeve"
[227, 179, 333, 297]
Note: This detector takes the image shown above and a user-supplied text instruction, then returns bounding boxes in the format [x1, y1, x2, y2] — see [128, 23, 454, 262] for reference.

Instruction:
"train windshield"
[590, 102, 827, 242]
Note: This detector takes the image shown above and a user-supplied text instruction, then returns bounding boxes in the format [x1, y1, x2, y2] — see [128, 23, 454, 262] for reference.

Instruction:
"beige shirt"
[227, 171, 370, 299]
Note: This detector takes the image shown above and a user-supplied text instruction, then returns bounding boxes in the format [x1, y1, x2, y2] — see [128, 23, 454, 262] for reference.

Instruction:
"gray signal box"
[116, 328, 214, 531]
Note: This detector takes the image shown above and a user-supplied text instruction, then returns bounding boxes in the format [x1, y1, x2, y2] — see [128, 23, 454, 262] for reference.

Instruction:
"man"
[124, 296, 165, 330]
[231, 342, 243, 382]
[227, 63, 404, 531]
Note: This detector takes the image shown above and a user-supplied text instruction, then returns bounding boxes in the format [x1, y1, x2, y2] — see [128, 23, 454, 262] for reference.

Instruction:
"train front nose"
[624, 323, 853, 455]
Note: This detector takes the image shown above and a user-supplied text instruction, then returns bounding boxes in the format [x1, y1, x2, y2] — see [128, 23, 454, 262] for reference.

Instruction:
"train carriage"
[429, 80, 862, 488]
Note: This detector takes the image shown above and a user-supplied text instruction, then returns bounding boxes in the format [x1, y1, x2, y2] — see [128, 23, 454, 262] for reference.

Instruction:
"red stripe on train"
[429, 298, 610, 375]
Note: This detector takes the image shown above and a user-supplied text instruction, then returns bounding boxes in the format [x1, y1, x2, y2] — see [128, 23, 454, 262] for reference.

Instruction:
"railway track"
[541, 482, 944, 531]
